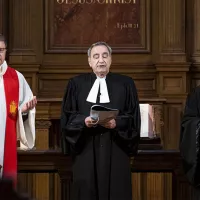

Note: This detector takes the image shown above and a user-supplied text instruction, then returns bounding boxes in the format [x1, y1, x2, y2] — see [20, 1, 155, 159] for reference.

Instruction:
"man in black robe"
[60, 41, 141, 200]
[180, 86, 200, 200]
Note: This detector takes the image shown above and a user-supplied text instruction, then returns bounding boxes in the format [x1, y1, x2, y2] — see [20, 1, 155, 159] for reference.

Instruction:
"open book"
[90, 105, 119, 123]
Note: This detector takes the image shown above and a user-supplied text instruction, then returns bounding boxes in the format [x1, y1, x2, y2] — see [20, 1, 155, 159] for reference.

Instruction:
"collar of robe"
[0, 61, 8, 76]
[0, 61, 8, 87]
[86, 75, 110, 103]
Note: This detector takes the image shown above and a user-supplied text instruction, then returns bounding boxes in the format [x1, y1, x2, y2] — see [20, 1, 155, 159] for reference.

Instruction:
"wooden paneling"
[159, 72, 186, 95]
[38, 74, 71, 98]
[163, 100, 184, 149]
[0, 0, 3, 34]
[156, 64, 189, 99]
[132, 173, 169, 200]
[0, 0, 7, 35]
[8, 0, 43, 73]
[157, 0, 186, 62]
[9, 0, 32, 51]
[192, 0, 200, 63]
[17, 173, 61, 200]
[0, 0, 199, 199]
[128, 72, 157, 97]
[17, 150, 194, 200]
[35, 121, 51, 150]
[45, 0, 150, 53]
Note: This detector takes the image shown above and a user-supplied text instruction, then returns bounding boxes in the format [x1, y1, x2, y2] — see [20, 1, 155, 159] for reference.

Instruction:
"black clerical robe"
[61, 72, 141, 200]
[180, 86, 200, 199]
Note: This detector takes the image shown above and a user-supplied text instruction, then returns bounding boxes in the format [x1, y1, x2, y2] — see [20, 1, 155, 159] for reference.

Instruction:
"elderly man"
[61, 41, 141, 200]
[0, 34, 37, 185]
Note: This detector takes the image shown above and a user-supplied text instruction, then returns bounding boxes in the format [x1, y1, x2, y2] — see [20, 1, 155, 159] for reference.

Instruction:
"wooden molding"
[157, 0, 186, 62]
[0, 0, 8, 36]
[192, 0, 200, 63]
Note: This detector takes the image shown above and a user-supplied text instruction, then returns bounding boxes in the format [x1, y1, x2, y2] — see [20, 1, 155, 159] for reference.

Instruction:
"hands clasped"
[85, 116, 116, 129]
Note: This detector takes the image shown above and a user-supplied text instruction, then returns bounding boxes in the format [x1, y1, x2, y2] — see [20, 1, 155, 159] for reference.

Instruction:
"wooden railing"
[17, 150, 193, 200]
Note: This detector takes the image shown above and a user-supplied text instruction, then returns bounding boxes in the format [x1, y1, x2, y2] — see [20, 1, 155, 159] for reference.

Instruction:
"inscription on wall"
[45, 0, 150, 53]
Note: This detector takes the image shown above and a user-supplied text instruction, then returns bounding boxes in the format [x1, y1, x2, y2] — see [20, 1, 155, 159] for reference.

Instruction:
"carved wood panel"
[2, 0, 199, 199]
[163, 100, 184, 149]
[0, 0, 8, 36]
[9, 0, 43, 64]
[192, 0, 200, 63]
[158, 72, 187, 95]
[17, 151, 194, 200]
[45, 0, 150, 53]
[157, 0, 186, 62]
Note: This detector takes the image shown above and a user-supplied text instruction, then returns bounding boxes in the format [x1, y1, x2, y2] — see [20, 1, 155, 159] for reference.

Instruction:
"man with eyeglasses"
[0, 35, 37, 186]
[61, 41, 141, 200]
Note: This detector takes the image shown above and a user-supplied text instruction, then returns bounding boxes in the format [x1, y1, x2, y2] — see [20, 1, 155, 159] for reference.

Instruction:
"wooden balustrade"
[17, 150, 193, 200]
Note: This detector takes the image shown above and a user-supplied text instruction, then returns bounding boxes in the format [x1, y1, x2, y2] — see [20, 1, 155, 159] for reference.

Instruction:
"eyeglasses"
[0, 48, 6, 53]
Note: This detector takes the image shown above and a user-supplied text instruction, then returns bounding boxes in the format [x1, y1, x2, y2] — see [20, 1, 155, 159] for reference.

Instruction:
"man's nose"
[99, 56, 104, 62]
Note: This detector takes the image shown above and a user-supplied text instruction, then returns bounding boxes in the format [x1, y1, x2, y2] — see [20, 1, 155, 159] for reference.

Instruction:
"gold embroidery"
[10, 101, 17, 117]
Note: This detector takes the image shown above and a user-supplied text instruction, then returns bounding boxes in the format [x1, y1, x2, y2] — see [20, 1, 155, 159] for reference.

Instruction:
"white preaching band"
[86, 76, 110, 103]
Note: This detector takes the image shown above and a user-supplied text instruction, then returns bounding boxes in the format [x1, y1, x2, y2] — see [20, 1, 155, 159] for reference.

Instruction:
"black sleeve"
[180, 87, 200, 187]
[60, 79, 87, 155]
[22, 112, 28, 122]
[114, 79, 141, 156]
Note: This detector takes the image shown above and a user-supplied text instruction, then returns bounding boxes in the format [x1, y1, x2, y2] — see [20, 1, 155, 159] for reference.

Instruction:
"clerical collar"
[0, 61, 8, 77]
[86, 75, 110, 103]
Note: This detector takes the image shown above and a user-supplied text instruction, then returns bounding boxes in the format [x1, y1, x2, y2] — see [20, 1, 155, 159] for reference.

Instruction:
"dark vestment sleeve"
[22, 112, 28, 122]
[60, 79, 86, 155]
[180, 87, 200, 187]
[114, 78, 141, 156]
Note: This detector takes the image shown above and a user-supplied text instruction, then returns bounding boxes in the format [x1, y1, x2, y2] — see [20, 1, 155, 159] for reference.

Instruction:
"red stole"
[3, 66, 19, 187]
